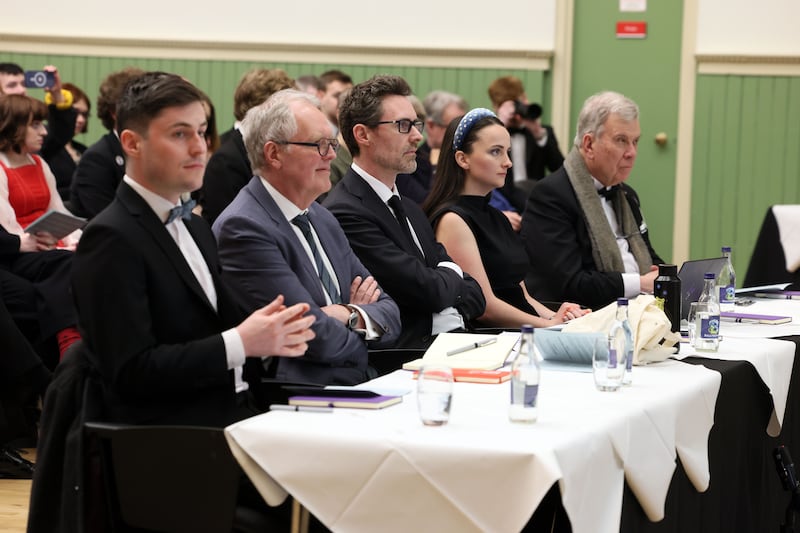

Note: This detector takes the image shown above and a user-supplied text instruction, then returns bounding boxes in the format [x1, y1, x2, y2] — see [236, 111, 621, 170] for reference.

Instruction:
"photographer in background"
[0, 63, 77, 169]
[488, 75, 564, 212]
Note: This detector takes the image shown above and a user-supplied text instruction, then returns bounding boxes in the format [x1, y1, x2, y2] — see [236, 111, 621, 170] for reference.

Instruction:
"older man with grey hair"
[521, 91, 663, 310]
[213, 89, 400, 385]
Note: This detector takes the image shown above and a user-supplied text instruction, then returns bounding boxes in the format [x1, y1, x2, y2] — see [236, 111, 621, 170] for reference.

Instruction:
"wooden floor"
[0, 449, 35, 533]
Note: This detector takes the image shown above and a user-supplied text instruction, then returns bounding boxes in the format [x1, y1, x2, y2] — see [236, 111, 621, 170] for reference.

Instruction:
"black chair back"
[85, 422, 240, 533]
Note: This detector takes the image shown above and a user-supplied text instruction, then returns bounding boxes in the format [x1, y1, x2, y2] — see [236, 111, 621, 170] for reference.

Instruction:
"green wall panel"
[692, 74, 800, 280]
[1, 51, 550, 149]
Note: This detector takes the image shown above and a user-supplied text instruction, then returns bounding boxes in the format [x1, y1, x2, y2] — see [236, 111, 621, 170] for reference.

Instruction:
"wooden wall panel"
[692, 75, 800, 279]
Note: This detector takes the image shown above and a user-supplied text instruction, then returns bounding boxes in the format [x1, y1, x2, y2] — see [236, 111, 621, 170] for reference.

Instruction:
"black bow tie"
[165, 199, 196, 225]
[597, 186, 621, 199]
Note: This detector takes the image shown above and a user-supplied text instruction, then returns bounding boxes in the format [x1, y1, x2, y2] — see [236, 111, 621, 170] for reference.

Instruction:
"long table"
[225, 300, 800, 532]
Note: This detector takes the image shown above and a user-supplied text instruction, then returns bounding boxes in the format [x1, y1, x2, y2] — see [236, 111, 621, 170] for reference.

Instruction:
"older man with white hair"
[521, 91, 664, 310]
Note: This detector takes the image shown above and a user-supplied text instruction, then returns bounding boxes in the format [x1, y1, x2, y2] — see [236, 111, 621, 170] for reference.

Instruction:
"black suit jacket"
[199, 130, 252, 225]
[521, 166, 663, 310]
[500, 125, 564, 211]
[69, 132, 126, 218]
[323, 169, 485, 348]
[71, 182, 252, 426]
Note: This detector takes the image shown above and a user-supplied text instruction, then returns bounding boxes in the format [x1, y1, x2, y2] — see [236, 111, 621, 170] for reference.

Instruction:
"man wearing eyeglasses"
[323, 75, 485, 349]
[213, 89, 400, 385]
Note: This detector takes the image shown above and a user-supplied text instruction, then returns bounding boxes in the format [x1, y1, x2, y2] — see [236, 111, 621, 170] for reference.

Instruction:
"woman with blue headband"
[423, 108, 589, 327]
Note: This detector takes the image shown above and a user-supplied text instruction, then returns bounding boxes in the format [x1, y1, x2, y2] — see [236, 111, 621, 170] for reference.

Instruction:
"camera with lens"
[23, 70, 56, 89]
[513, 101, 543, 121]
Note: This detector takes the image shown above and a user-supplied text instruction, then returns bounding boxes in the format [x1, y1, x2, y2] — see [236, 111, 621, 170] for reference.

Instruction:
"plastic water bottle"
[718, 246, 736, 310]
[509, 325, 539, 423]
[609, 298, 634, 385]
[695, 273, 721, 352]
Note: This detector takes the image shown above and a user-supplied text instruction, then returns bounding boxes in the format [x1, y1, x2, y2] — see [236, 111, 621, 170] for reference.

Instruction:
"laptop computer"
[678, 257, 728, 320]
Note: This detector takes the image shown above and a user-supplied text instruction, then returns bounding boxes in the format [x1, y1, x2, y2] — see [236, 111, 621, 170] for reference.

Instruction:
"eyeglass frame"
[373, 118, 425, 134]
[273, 138, 340, 157]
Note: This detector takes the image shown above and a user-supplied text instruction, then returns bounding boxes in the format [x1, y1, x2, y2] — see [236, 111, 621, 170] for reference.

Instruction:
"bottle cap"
[658, 264, 678, 276]
[616, 297, 629, 306]
[704, 272, 716, 279]
[722, 246, 732, 253]
[521, 324, 534, 334]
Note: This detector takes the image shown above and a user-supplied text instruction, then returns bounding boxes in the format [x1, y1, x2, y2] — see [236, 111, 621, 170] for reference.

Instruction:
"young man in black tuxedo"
[71, 72, 316, 427]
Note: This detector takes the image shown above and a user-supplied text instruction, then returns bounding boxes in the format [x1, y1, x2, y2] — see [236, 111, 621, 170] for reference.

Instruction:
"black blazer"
[500, 125, 564, 212]
[69, 132, 126, 218]
[198, 129, 251, 225]
[71, 182, 252, 426]
[323, 169, 485, 348]
[522, 166, 663, 310]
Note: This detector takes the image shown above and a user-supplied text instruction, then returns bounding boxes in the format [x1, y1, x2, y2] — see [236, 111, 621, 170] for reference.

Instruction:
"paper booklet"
[413, 368, 512, 384]
[25, 210, 86, 240]
[401, 332, 519, 371]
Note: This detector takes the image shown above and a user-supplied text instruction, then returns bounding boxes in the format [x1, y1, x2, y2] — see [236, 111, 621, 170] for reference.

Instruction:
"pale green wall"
[1, 51, 549, 147]
[5, 50, 800, 281]
[692, 74, 800, 278]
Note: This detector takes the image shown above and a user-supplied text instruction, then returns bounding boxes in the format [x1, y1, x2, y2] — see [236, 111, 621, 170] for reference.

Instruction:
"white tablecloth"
[226, 359, 722, 533]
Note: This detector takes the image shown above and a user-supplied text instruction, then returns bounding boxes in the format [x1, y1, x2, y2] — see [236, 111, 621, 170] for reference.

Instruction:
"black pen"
[446, 337, 497, 356]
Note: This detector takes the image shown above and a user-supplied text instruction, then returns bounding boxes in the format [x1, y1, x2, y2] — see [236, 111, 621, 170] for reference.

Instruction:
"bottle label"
[522, 384, 539, 407]
[608, 348, 618, 367]
[700, 315, 720, 339]
[626, 349, 633, 371]
[719, 285, 735, 303]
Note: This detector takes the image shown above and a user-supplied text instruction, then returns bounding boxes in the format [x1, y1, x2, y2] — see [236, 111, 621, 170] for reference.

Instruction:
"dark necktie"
[165, 199, 196, 225]
[292, 213, 342, 304]
[597, 185, 621, 200]
[388, 195, 423, 259]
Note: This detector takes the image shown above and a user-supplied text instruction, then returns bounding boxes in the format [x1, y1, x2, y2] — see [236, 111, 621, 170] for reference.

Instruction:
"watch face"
[348, 311, 358, 329]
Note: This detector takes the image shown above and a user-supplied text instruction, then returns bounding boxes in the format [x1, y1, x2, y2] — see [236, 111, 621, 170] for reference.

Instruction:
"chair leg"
[291, 498, 310, 533]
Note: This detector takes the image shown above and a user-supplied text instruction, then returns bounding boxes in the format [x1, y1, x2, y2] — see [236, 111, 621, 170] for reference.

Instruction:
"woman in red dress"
[0, 94, 79, 249]
[0, 94, 80, 360]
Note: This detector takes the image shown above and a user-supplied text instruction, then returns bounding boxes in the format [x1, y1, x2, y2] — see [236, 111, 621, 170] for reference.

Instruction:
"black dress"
[433, 194, 537, 315]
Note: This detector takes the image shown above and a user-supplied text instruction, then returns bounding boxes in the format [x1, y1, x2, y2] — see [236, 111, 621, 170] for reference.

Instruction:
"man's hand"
[237, 295, 316, 358]
[496, 100, 517, 127]
[522, 117, 546, 142]
[349, 275, 380, 305]
[640, 265, 660, 294]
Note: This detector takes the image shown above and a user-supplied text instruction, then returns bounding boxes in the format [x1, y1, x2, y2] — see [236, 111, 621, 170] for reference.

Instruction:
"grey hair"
[423, 90, 468, 126]
[241, 88, 320, 171]
[573, 91, 639, 148]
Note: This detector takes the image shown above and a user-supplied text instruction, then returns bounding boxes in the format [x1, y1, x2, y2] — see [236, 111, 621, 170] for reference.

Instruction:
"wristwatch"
[345, 305, 359, 330]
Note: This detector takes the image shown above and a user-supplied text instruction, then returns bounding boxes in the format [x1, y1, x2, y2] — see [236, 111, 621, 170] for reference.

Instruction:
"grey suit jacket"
[213, 176, 401, 385]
